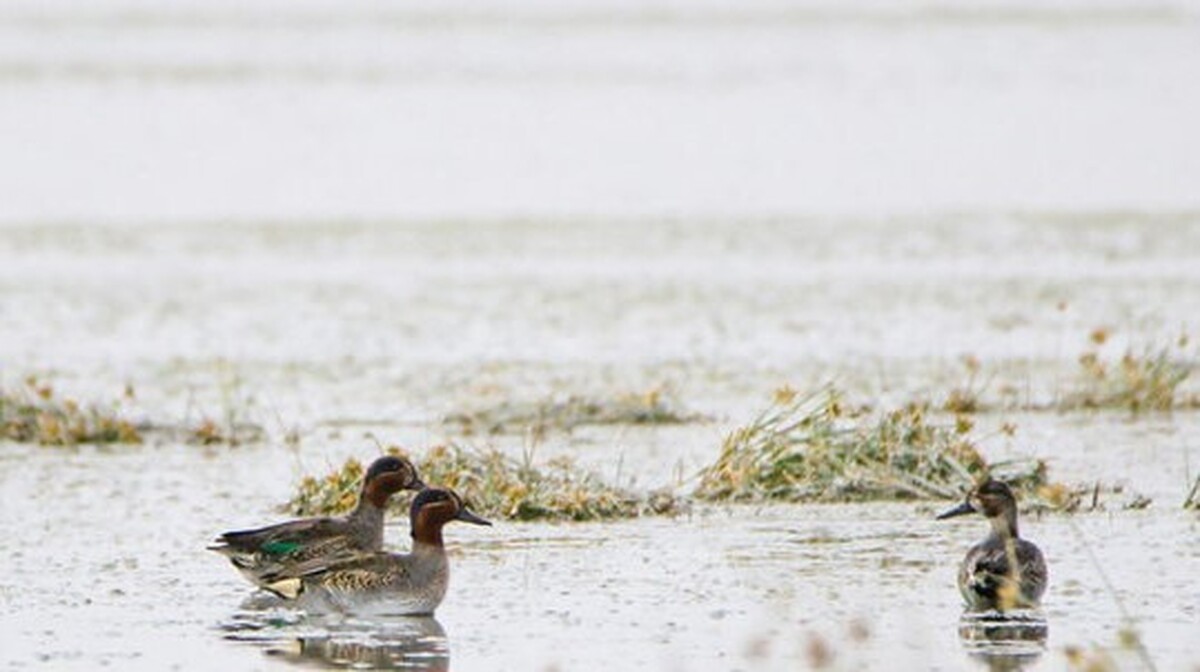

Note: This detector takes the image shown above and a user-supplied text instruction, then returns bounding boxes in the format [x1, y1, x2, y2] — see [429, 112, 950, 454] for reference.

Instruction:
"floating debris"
[444, 387, 704, 436]
[286, 444, 685, 522]
[694, 387, 1047, 503]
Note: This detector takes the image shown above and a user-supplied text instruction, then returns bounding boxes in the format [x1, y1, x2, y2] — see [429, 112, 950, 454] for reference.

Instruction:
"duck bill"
[936, 501, 975, 520]
[456, 507, 492, 526]
[410, 477, 428, 491]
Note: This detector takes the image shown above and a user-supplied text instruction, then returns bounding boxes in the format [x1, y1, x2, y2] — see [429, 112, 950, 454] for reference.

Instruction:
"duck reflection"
[222, 608, 448, 671]
[957, 609, 1048, 671]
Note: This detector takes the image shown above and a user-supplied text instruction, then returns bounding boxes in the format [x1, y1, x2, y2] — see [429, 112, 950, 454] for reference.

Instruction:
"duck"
[209, 455, 424, 588]
[263, 487, 491, 616]
[937, 478, 1047, 611]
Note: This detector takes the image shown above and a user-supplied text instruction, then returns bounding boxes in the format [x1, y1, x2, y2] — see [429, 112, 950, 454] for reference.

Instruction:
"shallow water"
[2, 439, 1198, 670]
[4, 1, 1200, 670]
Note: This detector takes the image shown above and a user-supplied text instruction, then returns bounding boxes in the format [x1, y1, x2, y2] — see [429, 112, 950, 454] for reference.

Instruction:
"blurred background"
[3, 0, 1198, 223]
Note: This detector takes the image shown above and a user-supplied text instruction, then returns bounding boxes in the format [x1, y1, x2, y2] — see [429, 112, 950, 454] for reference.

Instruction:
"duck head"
[410, 487, 491, 546]
[362, 455, 426, 508]
[937, 478, 1020, 537]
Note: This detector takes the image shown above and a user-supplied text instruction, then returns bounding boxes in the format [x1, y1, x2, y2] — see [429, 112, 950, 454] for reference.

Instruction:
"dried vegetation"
[0, 377, 141, 445]
[694, 386, 1047, 503]
[1058, 331, 1196, 412]
[286, 444, 684, 522]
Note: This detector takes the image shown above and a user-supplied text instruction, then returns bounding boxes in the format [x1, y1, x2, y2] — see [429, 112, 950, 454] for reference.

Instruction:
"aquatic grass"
[1058, 335, 1195, 413]
[941, 354, 992, 414]
[181, 364, 267, 446]
[185, 417, 266, 446]
[694, 387, 1047, 503]
[932, 332, 1196, 415]
[0, 374, 265, 447]
[0, 377, 142, 445]
[444, 386, 704, 436]
[288, 458, 367, 517]
[418, 444, 683, 521]
[286, 444, 685, 522]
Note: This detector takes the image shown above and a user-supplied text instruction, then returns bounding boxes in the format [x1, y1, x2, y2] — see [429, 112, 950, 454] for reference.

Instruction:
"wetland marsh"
[3, 1, 1200, 670]
[3, 219, 1199, 671]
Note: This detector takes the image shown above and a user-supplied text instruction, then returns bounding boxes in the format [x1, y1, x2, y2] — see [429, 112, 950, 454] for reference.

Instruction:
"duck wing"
[210, 516, 345, 554]
[209, 517, 364, 584]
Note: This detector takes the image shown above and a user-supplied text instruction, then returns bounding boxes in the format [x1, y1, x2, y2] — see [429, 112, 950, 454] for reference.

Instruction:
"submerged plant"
[444, 387, 703, 436]
[694, 387, 1046, 503]
[286, 444, 684, 522]
[0, 377, 141, 445]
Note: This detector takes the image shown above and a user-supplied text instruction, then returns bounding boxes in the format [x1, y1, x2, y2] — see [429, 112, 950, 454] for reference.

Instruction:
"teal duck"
[265, 487, 491, 615]
[209, 456, 424, 588]
[937, 478, 1047, 611]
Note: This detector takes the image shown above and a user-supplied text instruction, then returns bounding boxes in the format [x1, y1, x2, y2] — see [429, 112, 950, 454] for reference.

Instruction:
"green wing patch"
[261, 540, 302, 556]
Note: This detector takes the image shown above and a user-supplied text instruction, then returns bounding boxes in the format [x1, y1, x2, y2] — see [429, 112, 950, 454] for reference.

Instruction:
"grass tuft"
[933, 332, 1196, 415]
[694, 387, 1047, 503]
[941, 354, 990, 414]
[287, 459, 366, 517]
[186, 417, 266, 446]
[444, 387, 704, 437]
[285, 444, 685, 522]
[0, 377, 142, 445]
[1, 375, 265, 447]
[1059, 338, 1195, 412]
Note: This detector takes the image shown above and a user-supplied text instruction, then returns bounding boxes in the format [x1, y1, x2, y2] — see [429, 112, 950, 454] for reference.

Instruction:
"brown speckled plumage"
[278, 487, 490, 615]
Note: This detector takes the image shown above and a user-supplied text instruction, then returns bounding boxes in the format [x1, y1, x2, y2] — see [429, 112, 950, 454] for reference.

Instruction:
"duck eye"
[421, 491, 451, 506]
[977, 482, 1002, 496]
